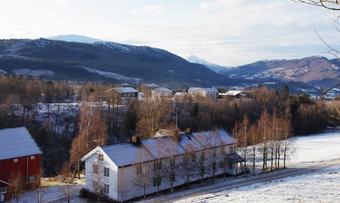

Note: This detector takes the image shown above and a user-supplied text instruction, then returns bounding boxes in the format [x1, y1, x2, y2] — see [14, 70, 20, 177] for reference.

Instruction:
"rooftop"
[0, 127, 42, 160]
[82, 129, 236, 167]
[113, 87, 138, 93]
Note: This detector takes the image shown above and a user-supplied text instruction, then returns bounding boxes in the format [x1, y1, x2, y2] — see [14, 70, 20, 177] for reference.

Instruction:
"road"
[140, 159, 340, 203]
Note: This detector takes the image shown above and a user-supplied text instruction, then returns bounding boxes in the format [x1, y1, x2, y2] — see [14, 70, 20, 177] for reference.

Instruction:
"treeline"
[130, 86, 335, 139]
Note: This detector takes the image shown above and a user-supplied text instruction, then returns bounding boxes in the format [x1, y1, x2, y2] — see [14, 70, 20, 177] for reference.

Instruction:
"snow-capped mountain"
[221, 56, 340, 87]
[0, 38, 232, 87]
[187, 55, 228, 73]
[48, 34, 102, 44]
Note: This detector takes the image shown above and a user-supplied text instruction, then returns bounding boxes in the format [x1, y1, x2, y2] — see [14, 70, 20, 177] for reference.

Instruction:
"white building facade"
[188, 87, 218, 99]
[81, 129, 244, 202]
[151, 87, 172, 99]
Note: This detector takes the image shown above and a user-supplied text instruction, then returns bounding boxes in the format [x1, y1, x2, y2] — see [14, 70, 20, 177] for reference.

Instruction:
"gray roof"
[114, 87, 138, 93]
[82, 129, 236, 167]
[0, 127, 42, 160]
[101, 143, 154, 167]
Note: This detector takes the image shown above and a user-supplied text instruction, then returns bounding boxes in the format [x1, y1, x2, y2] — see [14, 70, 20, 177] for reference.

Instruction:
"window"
[170, 159, 176, 168]
[136, 164, 142, 174]
[230, 145, 235, 153]
[98, 154, 104, 161]
[13, 158, 18, 163]
[170, 173, 175, 182]
[30, 156, 35, 160]
[212, 162, 216, 171]
[153, 176, 161, 187]
[220, 146, 225, 155]
[200, 166, 205, 176]
[93, 164, 98, 174]
[191, 153, 196, 163]
[104, 167, 110, 177]
[93, 181, 98, 191]
[103, 184, 109, 194]
[154, 160, 162, 171]
[201, 151, 205, 160]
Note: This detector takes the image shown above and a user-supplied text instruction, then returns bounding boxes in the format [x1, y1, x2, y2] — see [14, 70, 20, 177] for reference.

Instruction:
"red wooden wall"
[0, 154, 41, 200]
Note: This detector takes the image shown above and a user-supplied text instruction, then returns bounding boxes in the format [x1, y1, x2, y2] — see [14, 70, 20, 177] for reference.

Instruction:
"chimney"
[131, 135, 141, 144]
[172, 129, 180, 142]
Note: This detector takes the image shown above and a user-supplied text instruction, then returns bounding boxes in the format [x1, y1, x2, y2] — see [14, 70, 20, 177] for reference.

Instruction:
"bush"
[79, 188, 90, 198]
[79, 188, 118, 203]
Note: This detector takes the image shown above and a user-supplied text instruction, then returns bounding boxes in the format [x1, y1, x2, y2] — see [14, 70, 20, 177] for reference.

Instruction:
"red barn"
[0, 127, 42, 201]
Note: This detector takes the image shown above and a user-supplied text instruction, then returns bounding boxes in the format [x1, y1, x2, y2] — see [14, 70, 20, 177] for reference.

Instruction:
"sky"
[0, 0, 339, 66]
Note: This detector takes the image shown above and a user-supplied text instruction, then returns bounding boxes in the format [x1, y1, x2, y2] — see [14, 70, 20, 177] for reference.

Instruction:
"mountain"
[48, 34, 102, 44]
[0, 38, 232, 87]
[221, 56, 340, 87]
[187, 55, 228, 73]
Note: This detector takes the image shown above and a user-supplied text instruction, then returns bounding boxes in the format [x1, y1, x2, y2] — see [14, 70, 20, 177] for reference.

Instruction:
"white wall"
[84, 150, 119, 200]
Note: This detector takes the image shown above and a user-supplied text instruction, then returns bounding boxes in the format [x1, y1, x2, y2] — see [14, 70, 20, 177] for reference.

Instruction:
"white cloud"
[55, 0, 74, 6]
[131, 5, 171, 16]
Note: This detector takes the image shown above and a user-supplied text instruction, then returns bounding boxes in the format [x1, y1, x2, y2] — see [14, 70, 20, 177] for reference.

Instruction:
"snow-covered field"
[175, 164, 340, 203]
[174, 132, 340, 203]
[290, 132, 340, 163]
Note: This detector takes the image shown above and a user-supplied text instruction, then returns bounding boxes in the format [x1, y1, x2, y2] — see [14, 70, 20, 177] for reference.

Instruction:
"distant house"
[219, 90, 250, 99]
[112, 87, 139, 104]
[173, 92, 188, 100]
[0, 127, 42, 201]
[81, 129, 244, 202]
[188, 87, 218, 99]
[151, 87, 172, 99]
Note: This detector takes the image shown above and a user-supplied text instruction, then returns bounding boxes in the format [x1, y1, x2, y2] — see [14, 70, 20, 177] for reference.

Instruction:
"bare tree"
[133, 149, 153, 198]
[135, 98, 172, 139]
[9, 172, 24, 203]
[292, 0, 340, 10]
[69, 100, 108, 178]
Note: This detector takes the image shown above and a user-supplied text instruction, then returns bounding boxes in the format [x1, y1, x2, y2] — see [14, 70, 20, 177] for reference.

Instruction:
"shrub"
[79, 188, 118, 203]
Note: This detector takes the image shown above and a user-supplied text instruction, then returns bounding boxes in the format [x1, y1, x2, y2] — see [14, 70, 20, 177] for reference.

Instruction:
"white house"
[81, 129, 244, 202]
[188, 87, 218, 99]
[151, 87, 172, 99]
[112, 87, 139, 104]
[219, 90, 250, 99]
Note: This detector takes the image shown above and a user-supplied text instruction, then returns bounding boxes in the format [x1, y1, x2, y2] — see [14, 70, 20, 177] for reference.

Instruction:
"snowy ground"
[171, 132, 340, 203]
[289, 132, 340, 163]
[16, 177, 85, 203]
[174, 164, 340, 203]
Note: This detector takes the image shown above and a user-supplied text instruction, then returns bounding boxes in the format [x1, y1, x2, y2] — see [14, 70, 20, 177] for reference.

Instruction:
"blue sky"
[0, 0, 338, 65]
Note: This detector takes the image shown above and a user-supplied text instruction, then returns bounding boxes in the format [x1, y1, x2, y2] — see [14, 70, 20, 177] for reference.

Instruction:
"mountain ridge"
[221, 56, 340, 87]
[0, 38, 232, 87]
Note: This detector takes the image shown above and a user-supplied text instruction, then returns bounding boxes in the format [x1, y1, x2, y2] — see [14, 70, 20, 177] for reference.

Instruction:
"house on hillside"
[0, 127, 42, 202]
[111, 87, 139, 104]
[151, 87, 172, 99]
[188, 87, 218, 99]
[81, 129, 244, 202]
[219, 90, 250, 99]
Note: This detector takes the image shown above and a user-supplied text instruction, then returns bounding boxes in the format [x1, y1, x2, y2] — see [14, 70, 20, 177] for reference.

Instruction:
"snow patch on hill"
[82, 67, 142, 83]
[13, 68, 54, 77]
